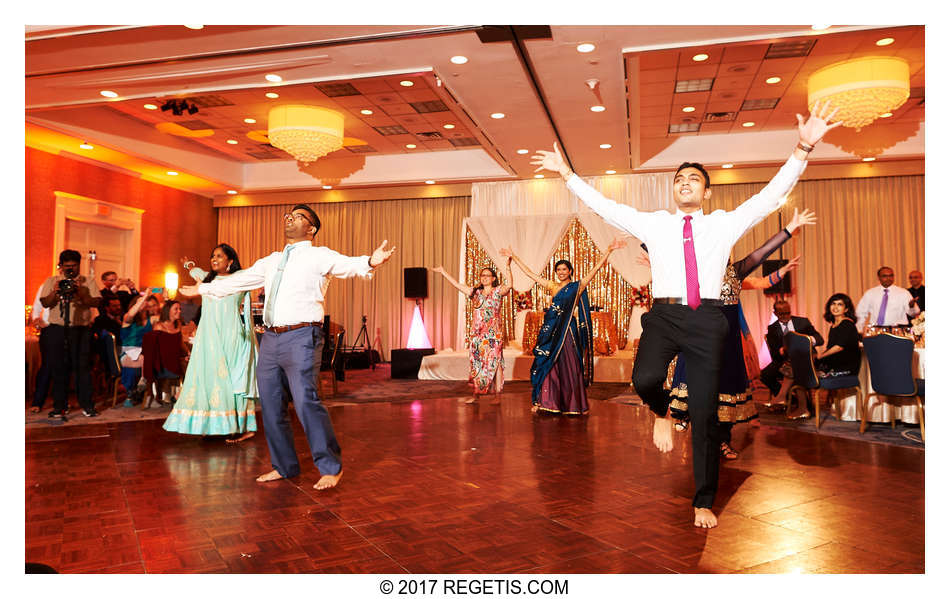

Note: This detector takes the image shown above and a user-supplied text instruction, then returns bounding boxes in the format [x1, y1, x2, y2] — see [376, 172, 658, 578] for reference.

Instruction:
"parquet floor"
[25, 379, 924, 574]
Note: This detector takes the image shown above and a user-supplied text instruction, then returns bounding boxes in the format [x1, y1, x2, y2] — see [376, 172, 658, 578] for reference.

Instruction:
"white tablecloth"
[836, 348, 924, 424]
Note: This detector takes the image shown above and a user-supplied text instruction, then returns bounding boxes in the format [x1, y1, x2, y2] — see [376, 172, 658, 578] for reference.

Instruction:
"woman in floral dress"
[433, 259, 513, 403]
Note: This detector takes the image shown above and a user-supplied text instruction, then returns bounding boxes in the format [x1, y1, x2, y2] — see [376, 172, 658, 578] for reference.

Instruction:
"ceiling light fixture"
[443, 124, 455, 129]
[491, 112, 505, 119]
[322, 185, 333, 189]
[143, 103, 158, 110]
[406, 144, 417, 149]
[450, 55, 468, 64]
[360, 109, 373, 115]
[881, 112, 893, 118]
[516, 149, 529, 154]
[605, 170, 616, 175]
[100, 90, 118, 98]
[244, 118, 256, 124]
[265, 74, 282, 83]
[576, 43, 596, 53]
[184, 25, 204, 30]
[692, 53, 709, 62]
[682, 106, 696, 113]
[534, 174, 544, 179]
[876, 37, 895, 46]
[599, 143, 612, 149]
[722, 163, 734, 168]
[766, 76, 782, 84]
[167, 171, 179, 176]
[863, 157, 876, 162]
[742, 121, 755, 127]
[268, 105, 344, 165]
[425, 180, 436, 184]
[399, 80, 414, 87]
[811, 25, 831, 31]
[226, 139, 238, 145]
[79, 142, 93, 150]
[590, 105, 606, 112]
[807, 57, 909, 130]
[265, 92, 280, 99]
[227, 190, 237, 194]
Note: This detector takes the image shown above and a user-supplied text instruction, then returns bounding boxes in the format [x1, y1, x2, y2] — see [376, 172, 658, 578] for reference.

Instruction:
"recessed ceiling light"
[143, 103, 158, 110]
[406, 144, 417, 149]
[450, 55, 468, 64]
[265, 92, 279, 99]
[576, 43, 596, 53]
[881, 112, 893, 118]
[534, 174, 544, 179]
[766, 76, 782, 84]
[100, 90, 118, 98]
[425, 180, 436, 184]
[692, 53, 709, 62]
[79, 142, 93, 150]
[322, 185, 333, 190]
[227, 190, 237, 195]
[516, 149, 529, 154]
[443, 124, 455, 129]
[590, 105, 606, 112]
[265, 74, 282, 83]
[876, 37, 895, 46]
[682, 106, 696, 113]
[605, 170, 616, 175]
[184, 25, 204, 30]
[599, 143, 612, 149]
[491, 112, 505, 119]
[742, 121, 755, 127]
[360, 109, 373, 115]
[167, 171, 179, 176]
[244, 118, 256, 124]
[811, 25, 831, 31]
[722, 163, 734, 169]
[863, 157, 876, 162]
[399, 80, 414, 87]
[226, 139, 238, 145]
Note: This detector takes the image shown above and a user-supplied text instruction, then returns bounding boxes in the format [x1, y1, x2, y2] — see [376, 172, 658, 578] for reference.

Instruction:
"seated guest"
[855, 266, 919, 333]
[907, 270, 924, 314]
[760, 299, 823, 405]
[99, 271, 140, 311]
[142, 300, 188, 406]
[815, 293, 862, 378]
[92, 297, 124, 339]
[118, 294, 160, 400]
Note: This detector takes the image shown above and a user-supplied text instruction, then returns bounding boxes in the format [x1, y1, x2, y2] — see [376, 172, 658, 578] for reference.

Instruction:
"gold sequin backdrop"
[464, 219, 634, 348]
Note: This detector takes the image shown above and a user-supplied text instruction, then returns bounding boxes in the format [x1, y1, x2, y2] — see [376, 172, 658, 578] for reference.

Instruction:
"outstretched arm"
[497, 255, 514, 297]
[744, 256, 800, 289]
[123, 293, 147, 324]
[500, 247, 553, 289]
[578, 239, 626, 293]
[431, 266, 473, 297]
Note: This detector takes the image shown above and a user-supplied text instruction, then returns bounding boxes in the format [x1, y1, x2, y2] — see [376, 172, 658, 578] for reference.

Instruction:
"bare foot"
[226, 431, 255, 444]
[530, 405, 540, 413]
[694, 507, 718, 528]
[314, 470, 342, 490]
[653, 416, 674, 453]
[255, 469, 284, 483]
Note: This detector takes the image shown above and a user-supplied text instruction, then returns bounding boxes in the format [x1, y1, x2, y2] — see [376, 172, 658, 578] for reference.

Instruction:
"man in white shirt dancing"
[181, 205, 395, 490]
[532, 103, 840, 528]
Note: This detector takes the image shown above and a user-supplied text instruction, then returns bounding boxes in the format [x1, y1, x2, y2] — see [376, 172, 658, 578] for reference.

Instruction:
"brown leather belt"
[265, 321, 322, 334]
[653, 297, 725, 307]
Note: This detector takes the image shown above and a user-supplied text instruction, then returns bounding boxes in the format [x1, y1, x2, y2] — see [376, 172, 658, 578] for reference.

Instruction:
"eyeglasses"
[283, 212, 315, 227]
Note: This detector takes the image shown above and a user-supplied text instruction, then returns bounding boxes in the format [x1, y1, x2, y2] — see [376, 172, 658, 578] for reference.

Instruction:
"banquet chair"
[318, 325, 345, 398]
[100, 331, 124, 408]
[784, 332, 821, 429]
[861, 333, 922, 440]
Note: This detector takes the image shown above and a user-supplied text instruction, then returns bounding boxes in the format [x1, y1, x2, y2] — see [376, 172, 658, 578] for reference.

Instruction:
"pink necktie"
[683, 215, 700, 310]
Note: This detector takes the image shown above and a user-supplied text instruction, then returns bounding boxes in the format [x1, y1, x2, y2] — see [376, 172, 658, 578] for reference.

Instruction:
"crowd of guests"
[758, 266, 923, 419]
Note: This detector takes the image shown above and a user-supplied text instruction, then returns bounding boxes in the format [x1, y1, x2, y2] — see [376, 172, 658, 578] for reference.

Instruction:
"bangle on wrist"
[797, 141, 814, 153]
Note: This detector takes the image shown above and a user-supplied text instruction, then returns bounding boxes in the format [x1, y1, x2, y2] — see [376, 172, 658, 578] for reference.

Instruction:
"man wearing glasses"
[181, 204, 396, 490]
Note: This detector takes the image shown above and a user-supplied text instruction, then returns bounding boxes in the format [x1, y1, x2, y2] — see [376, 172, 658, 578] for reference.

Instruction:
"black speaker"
[404, 267, 428, 299]
[762, 259, 791, 295]
[390, 348, 435, 379]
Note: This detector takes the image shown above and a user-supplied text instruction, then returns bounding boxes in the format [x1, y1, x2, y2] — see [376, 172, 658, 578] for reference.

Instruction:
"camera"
[57, 277, 77, 300]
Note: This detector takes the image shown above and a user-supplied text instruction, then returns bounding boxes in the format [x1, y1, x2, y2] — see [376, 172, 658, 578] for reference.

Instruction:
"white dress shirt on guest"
[855, 284, 920, 331]
[565, 156, 806, 300]
[197, 240, 373, 327]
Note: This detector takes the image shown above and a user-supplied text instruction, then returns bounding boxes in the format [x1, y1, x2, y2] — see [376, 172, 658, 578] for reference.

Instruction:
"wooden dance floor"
[25, 374, 924, 574]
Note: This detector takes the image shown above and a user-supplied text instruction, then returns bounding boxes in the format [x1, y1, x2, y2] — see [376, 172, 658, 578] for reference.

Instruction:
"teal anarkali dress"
[163, 269, 258, 436]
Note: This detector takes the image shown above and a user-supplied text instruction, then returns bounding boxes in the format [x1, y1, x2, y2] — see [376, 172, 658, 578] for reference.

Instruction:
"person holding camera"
[38, 249, 102, 419]
[100, 271, 139, 312]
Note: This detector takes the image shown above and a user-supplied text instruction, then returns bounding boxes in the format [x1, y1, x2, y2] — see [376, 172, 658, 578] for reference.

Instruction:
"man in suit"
[760, 299, 823, 404]
[907, 270, 924, 314]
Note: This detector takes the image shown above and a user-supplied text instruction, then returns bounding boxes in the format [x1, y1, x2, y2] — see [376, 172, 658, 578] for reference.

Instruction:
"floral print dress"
[469, 287, 505, 394]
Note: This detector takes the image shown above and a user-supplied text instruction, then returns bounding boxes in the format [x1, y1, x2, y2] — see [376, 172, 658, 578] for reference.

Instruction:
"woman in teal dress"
[163, 244, 259, 442]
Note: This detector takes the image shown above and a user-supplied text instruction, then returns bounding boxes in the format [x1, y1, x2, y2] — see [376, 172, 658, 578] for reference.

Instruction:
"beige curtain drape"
[218, 196, 471, 361]
[707, 175, 924, 365]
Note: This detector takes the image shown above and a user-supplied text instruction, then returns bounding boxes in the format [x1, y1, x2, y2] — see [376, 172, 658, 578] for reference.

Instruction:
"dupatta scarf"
[529, 281, 594, 403]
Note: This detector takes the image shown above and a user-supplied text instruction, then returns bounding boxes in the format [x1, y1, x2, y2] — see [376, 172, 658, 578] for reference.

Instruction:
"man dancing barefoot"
[532, 103, 840, 528]
[181, 204, 395, 490]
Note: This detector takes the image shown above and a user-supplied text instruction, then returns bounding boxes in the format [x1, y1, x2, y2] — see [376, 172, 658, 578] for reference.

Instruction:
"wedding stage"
[418, 347, 635, 384]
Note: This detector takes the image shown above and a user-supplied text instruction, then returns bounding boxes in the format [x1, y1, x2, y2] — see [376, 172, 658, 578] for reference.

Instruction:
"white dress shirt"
[855, 284, 919, 330]
[565, 156, 806, 300]
[31, 285, 49, 326]
[198, 240, 373, 327]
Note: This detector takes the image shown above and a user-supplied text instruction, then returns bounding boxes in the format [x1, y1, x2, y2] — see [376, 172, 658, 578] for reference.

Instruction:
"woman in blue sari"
[503, 239, 626, 414]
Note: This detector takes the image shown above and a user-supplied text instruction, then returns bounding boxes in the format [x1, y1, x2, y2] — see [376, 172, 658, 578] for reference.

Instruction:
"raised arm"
[744, 256, 799, 289]
[499, 246, 553, 289]
[579, 239, 626, 293]
[181, 256, 208, 282]
[123, 293, 147, 324]
[496, 255, 514, 297]
[432, 266, 473, 297]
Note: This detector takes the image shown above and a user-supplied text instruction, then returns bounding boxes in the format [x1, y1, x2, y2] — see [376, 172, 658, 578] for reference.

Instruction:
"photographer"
[39, 249, 102, 418]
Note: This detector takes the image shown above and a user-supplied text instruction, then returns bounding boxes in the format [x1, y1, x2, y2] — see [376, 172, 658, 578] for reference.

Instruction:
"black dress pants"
[759, 359, 785, 396]
[632, 303, 729, 508]
[46, 325, 95, 414]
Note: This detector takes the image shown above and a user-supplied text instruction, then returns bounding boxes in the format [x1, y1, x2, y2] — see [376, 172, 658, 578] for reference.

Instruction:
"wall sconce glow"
[766, 77, 782, 84]
[79, 142, 94, 150]
[450, 55, 468, 64]
[165, 272, 179, 299]
[244, 118, 256, 124]
[227, 190, 237, 194]
[406, 304, 432, 349]
[144, 103, 158, 110]
[692, 53, 709, 62]
[399, 80, 414, 87]
[599, 143, 612, 149]
[100, 90, 118, 98]
[425, 180, 435, 184]
[682, 106, 696, 113]
[443, 124, 455, 129]
[226, 139, 238, 144]
[876, 38, 895, 46]
[166, 171, 179, 176]
[590, 105, 606, 112]
[605, 170, 616, 175]
[576, 43, 596, 53]
[360, 109, 373, 115]
[516, 149, 529, 154]
[265, 92, 280, 99]
[742, 121, 755, 127]
[490, 113, 505, 119]
[406, 144, 417, 149]
[722, 163, 734, 169]
[265, 74, 282, 83]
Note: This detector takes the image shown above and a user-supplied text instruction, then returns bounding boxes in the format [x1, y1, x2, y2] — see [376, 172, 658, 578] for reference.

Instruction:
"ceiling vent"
[765, 39, 816, 59]
[668, 123, 700, 133]
[410, 100, 449, 113]
[315, 82, 361, 97]
[703, 111, 737, 122]
[448, 137, 480, 146]
[188, 94, 234, 107]
[415, 131, 443, 140]
[740, 98, 780, 110]
[373, 125, 409, 136]
[345, 145, 377, 153]
[675, 78, 715, 93]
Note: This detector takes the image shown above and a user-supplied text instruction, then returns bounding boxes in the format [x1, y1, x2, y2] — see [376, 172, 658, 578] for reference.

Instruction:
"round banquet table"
[834, 347, 924, 424]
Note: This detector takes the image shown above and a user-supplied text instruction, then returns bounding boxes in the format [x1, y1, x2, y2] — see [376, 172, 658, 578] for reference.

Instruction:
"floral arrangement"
[631, 285, 652, 308]
[911, 311, 925, 340]
[513, 290, 534, 311]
